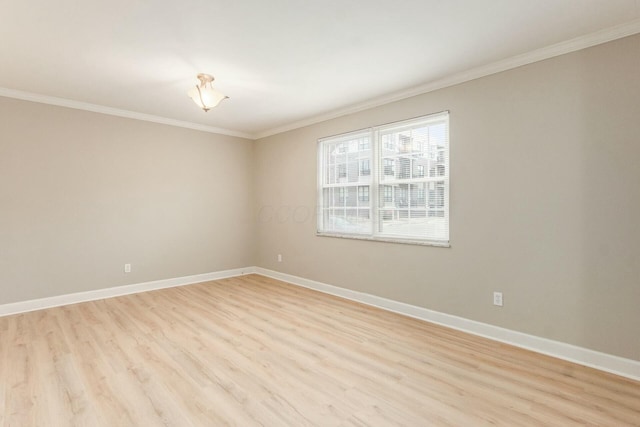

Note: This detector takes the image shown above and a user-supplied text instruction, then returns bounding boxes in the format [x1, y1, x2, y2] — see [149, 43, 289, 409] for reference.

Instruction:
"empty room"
[1, 0, 639, 425]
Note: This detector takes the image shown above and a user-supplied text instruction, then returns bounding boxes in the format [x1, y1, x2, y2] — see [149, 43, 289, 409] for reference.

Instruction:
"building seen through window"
[318, 112, 449, 245]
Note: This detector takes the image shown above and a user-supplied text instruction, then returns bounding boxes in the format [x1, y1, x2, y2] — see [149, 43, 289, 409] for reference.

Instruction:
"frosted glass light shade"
[188, 74, 228, 112]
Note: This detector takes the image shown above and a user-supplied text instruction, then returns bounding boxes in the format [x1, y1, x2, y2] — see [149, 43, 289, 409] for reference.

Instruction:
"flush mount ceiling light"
[188, 73, 228, 112]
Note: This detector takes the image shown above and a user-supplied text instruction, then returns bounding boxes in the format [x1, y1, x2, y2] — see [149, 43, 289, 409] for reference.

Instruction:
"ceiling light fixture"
[188, 73, 228, 112]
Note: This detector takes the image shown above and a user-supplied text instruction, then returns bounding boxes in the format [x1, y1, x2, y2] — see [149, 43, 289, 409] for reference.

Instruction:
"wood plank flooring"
[1, 274, 639, 426]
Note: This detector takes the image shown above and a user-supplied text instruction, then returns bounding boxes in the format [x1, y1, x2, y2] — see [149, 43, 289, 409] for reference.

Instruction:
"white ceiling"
[1, 1, 639, 139]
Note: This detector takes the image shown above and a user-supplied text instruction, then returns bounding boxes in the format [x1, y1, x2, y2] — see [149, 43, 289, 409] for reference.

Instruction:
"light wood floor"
[1, 274, 638, 426]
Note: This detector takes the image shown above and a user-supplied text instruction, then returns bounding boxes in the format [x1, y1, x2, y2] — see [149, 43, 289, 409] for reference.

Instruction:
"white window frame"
[317, 111, 450, 247]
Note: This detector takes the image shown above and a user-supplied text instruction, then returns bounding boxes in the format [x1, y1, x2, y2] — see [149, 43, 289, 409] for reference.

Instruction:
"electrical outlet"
[277, 254, 282, 262]
[124, 263, 131, 273]
[493, 291, 503, 307]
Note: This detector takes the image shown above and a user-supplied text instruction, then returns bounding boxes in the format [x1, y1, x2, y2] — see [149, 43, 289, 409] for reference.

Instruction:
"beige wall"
[1, 34, 638, 362]
[0, 97, 254, 304]
[254, 34, 640, 361]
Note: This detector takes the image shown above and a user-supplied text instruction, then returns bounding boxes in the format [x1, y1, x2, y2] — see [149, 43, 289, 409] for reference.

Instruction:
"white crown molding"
[0, 87, 253, 140]
[0, 267, 256, 317]
[254, 267, 640, 382]
[2, 19, 640, 141]
[254, 18, 640, 140]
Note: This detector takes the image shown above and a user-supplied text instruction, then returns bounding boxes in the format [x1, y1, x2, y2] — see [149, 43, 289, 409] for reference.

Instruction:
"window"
[382, 134, 395, 150]
[338, 187, 345, 203]
[359, 159, 370, 176]
[383, 158, 395, 176]
[358, 186, 369, 202]
[382, 185, 393, 203]
[338, 164, 347, 178]
[317, 112, 449, 246]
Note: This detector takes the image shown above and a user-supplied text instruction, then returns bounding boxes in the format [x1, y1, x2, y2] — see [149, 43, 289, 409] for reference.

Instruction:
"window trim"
[317, 111, 450, 247]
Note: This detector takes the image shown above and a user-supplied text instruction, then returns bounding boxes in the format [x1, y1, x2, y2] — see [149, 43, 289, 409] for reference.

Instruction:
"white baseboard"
[0, 266, 257, 317]
[2, 265, 637, 381]
[254, 267, 640, 382]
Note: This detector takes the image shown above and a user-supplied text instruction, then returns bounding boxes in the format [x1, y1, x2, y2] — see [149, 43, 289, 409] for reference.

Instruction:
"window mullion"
[371, 128, 379, 237]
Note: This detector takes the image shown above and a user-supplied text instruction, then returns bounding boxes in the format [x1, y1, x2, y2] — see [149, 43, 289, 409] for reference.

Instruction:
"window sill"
[316, 232, 450, 248]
